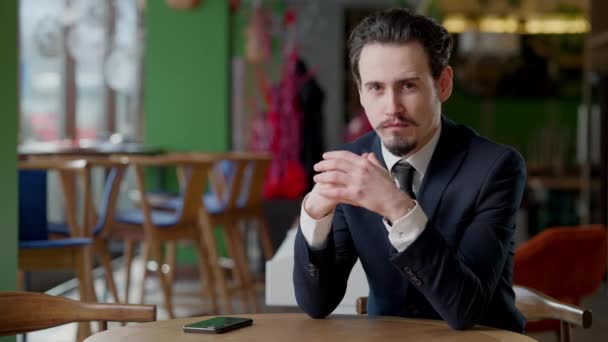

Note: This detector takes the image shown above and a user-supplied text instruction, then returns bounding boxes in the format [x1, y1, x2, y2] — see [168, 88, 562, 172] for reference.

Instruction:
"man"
[293, 8, 526, 332]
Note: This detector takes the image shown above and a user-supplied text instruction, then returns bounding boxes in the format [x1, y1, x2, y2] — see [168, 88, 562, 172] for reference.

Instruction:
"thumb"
[365, 153, 382, 167]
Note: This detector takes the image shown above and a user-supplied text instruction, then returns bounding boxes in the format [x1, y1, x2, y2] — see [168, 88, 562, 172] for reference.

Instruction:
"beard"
[383, 134, 417, 156]
[375, 116, 420, 156]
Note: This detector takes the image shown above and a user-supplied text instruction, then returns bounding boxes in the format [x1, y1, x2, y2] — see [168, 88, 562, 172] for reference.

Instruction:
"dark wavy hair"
[348, 8, 453, 85]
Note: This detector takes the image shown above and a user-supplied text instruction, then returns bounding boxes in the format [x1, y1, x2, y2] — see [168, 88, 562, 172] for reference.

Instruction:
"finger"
[323, 150, 365, 165]
[313, 171, 350, 186]
[317, 187, 359, 207]
[365, 153, 382, 167]
[317, 185, 349, 201]
[314, 158, 355, 173]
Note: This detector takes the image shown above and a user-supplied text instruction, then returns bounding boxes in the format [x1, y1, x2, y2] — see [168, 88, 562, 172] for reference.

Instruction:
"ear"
[437, 66, 453, 102]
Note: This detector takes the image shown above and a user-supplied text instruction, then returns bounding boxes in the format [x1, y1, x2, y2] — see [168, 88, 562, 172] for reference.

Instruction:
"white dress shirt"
[300, 125, 442, 253]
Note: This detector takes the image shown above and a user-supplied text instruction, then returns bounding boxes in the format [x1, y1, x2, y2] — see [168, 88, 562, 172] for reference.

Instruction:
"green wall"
[445, 90, 579, 165]
[144, 0, 231, 262]
[144, 0, 229, 152]
[0, 2, 18, 342]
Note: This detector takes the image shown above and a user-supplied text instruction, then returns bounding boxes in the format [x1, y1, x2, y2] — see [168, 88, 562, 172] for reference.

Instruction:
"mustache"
[376, 116, 420, 129]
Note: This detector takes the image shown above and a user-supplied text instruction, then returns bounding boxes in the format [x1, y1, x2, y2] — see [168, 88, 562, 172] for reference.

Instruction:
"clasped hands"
[305, 151, 415, 222]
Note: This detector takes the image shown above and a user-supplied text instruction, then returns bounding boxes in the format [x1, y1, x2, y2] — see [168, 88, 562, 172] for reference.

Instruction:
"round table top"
[84, 313, 536, 342]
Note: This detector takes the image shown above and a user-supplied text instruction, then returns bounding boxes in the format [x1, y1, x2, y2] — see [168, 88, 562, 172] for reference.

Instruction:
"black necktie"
[391, 160, 416, 199]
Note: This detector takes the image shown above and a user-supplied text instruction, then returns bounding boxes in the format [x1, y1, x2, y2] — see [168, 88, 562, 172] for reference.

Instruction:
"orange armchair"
[514, 225, 607, 333]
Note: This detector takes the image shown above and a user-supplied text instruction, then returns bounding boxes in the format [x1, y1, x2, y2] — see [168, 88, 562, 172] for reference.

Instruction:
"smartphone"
[183, 316, 253, 334]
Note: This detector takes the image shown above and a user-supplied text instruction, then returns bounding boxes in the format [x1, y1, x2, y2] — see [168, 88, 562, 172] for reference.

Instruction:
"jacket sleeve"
[390, 149, 526, 330]
[293, 204, 358, 318]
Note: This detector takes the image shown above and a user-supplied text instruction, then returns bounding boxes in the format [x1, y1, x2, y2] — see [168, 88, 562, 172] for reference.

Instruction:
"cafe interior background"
[1, 0, 608, 341]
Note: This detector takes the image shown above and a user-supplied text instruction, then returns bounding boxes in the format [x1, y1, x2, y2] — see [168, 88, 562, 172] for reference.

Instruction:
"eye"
[402, 82, 416, 90]
[367, 83, 383, 92]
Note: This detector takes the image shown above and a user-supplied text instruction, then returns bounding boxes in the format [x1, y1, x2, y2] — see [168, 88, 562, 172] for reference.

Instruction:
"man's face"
[358, 41, 452, 157]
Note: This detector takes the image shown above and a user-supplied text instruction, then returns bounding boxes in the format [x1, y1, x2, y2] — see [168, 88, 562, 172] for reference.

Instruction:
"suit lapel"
[417, 119, 469, 222]
[371, 135, 388, 170]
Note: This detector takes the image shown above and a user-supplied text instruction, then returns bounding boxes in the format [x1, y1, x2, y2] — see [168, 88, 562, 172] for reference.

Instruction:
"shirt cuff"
[382, 200, 428, 253]
[299, 194, 334, 250]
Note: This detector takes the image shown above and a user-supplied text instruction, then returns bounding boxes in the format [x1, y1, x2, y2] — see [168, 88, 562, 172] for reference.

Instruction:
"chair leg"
[560, 321, 572, 342]
[166, 241, 177, 285]
[139, 241, 150, 304]
[123, 240, 135, 303]
[17, 270, 24, 290]
[194, 237, 219, 314]
[224, 224, 249, 312]
[255, 214, 275, 261]
[75, 246, 95, 340]
[152, 243, 175, 318]
[230, 222, 259, 313]
[200, 216, 233, 314]
[96, 240, 120, 303]
[78, 246, 97, 303]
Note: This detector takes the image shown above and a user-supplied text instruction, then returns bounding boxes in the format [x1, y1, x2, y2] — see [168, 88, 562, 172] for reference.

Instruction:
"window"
[19, 0, 144, 145]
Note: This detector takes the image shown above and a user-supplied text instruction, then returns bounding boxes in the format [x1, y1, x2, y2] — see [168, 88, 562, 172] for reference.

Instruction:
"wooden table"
[85, 314, 536, 342]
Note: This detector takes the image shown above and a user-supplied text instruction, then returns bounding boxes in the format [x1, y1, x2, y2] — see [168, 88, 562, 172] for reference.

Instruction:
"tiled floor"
[20, 258, 608, 342]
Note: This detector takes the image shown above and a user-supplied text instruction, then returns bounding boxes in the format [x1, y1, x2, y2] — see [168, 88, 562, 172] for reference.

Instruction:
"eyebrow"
[363, 77, 421, 88]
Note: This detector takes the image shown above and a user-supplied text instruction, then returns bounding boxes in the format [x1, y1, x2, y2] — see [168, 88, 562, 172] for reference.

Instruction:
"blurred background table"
[18, 141, 163, 158]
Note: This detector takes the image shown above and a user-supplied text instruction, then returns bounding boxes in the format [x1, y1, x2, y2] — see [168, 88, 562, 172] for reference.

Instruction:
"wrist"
[384, 193, 416, 223]
[304, 194, 333, 220]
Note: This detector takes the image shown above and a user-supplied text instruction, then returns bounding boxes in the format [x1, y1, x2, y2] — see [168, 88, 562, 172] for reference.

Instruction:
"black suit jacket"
[293, 118, 526, 332]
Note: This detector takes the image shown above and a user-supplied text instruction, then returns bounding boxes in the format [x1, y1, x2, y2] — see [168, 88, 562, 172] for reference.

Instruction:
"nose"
[384, 89, 404, 117]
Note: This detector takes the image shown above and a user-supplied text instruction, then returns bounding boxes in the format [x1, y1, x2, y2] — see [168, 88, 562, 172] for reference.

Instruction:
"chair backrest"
[208, 158, 235, 202]
[514, 226, 607, 302]
[18, 159, 89, 239]
[127, 154, 214, 229]
[85, 158, 128, 237]
[0, 291, 156, 336]
[166, 151, 271, 212]
[18, 169, 48, 241]
[228, 152, 272, 209]
[178, 162, 213, 223]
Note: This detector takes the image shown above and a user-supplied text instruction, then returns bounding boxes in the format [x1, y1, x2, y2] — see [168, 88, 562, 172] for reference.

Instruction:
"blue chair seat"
[47, 222, 70, 236]
[47, 222, 104, 237]
[115, 209, 180, 228]
[153, 195, 182, 211]
[204, 193, 228, 214]
[151, 193, 248, 215]
[19, 238, 92, 250]
[145, 159, 250, 215]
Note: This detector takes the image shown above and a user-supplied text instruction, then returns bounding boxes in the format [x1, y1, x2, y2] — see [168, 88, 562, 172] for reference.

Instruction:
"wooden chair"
[514, 285, 592, 342]
[200, 152, 264, 313]
[18, 159, 97, 339]
[44, 156, 129, 304]
[0, 291, 155, 338]
[146, 152, 269, 313]
[112, 154, 219, 318]
[514, 226, 606, 337]
[356, 284, 592, 341]
[173, 152, 274, 313]
[228, 151, 275, 262]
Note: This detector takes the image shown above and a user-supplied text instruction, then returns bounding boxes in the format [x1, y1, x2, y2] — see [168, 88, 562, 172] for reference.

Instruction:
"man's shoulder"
[446, 119, 524, 164]
[448, 125, 526, 178]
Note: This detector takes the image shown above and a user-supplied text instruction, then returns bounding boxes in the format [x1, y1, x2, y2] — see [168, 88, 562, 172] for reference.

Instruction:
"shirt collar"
[381, 123, 442, 177]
